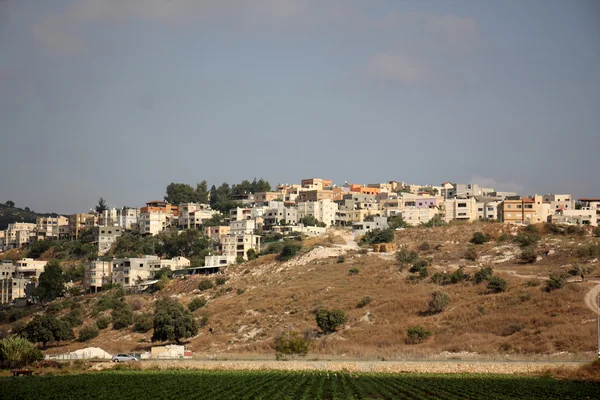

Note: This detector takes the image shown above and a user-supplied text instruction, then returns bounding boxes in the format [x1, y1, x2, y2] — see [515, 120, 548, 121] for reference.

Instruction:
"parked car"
[111, 354, 140, 362]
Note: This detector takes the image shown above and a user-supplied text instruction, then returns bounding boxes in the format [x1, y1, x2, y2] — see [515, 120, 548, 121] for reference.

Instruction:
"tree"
[299, 215, 322, 227]
[278, 241, 302, 261]
[164, 183, 197, 205]
[24, 315, 73, 348]
[95, 197, 108, 213]
[152, 298, 198, 343]
[0, 337, 43, 368]
[427, 291, 450, 314]
[195, 180, 210, 203]
[188, 297, 207, 312]
[4, 200, 15, 208]
[202, 213, 226, 227]
[35, 260, 65, 302]
[78, 325, 99, 342]
[421, 215, 446, 228]
[315, 308, 347, 334]
[111, 303, 134, 330]
[360, 228, 394, 245]
[246, 248, 258, 261]
[519, 247, 537, 264]
[133, 313, 154, 333]
[388, 215, 410, 229]
[474, 266, 494, 284]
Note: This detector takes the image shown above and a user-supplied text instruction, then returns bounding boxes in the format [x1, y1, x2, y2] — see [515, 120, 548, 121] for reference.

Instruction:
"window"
[458, 203, 467, 208]
[516, 205, 522, 209]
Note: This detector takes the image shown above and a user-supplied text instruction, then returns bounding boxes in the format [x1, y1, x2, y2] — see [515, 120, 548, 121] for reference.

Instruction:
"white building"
[35, 216, 69, 240]
[97, 255, 190, 289]
[1, 222, 36, 251]
[14, 258, 48, 280]
[178, 203, 216, 229]
[352, 216, 389, 236]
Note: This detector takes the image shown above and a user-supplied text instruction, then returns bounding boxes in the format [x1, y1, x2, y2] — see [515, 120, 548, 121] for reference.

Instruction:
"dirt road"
[584, 282, 600, 314]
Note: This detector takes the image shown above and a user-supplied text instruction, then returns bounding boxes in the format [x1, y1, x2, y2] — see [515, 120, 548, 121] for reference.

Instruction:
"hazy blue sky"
[1, 0, 599, 214]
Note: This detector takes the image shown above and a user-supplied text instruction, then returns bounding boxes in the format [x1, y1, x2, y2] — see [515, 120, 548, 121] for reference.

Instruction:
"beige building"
[551, 209, 598, 227]
[14, 258, 48, 280]
[86, 260, 113, 292]
[35, 216, 69, 240]
[443, 198, 478, 222]
[178, 203, 216, 229]
[542, 194, 574, 211]
[296, 199, 337, 227]
[219, 219, 261, 262]
[2, 222, 36, 251]
[578, 198, 600, 226]
[204, 225, 231, 245]
[67, 213, 94, 240]
[391, 208, 439, 226]
[104, 256, 190, 289]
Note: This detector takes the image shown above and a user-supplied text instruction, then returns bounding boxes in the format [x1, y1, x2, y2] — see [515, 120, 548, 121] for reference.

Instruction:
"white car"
[111, 354, 140, 362]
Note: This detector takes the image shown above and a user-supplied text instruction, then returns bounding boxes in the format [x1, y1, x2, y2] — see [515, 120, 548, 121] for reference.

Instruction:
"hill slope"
[0, 203, 57, 230]
[5, 223, 600, 359]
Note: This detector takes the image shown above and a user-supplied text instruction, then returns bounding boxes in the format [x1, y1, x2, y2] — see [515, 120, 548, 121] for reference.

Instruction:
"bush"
[198, 279, 214, 291]
[0, 337, 44, 368]
[418, 267, 429, 279]
[450, 267, 470, 284]
[133, 313, 153, 333]
[278, 241, 302, 261]
[235, 255, 245, 264]
[513, 233, 540, 248]
[594, 227, 600, 238]
[236, 288, 245, 295]
[95, 316, 111, 330]
[215, 277, 227, 286]
[427, 291, 450, 314]
[111, 304, 133, 330]
[396, 248, 419, 265]
[470, 232, 489, 245]
[546, 272, 568, 292]
[246, 248, 258, 261]
[406, 325, 432, 344]
[463, 247, 478, 261]
[409, 259, 428, 273]
[62, 309, 84, 328]
[261, 241, 284, 255]
[360, 228, 394, 245]
[525, 279, 540, 287]
[487, 276, 507, 293]
[497, 233, 510, 243]
[474, 266, 494, 284]
[78, 325, 99, 342]
[188, 297, 207, 312]
[519, 247, 537, 264]
[418, 242, 431, 252]
[273, 331, 311, 359]
[337, 255, 345, 264]
[356, 296, 372, 308]
[348, 267, 360, 275]
[430, 272, 450, 286]
[315, 309, 347, 334]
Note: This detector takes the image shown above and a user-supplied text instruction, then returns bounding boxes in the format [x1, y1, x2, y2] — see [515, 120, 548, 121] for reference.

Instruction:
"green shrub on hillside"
[427, 291, 450, 314]
[470, 232, 490, 245]
[278, 241, 302, 261]
[406, 325, 432, 344]
[188, 297, 207, 312]
[360, 228, 394, 245]
[315, 309, 347, 334]
[78, 325, 99, 342]
[487, 276, 507, 293]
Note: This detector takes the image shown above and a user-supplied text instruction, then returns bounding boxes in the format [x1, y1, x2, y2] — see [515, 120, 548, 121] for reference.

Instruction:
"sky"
[0, 0, 599, 214]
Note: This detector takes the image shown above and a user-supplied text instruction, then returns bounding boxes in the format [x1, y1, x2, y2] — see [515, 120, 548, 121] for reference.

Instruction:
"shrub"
[406, 325, 432, 344]
[111, 304, 133, 330]
[594, 226, 600, 238]
[576, 244, 600, 258]
[463, 247, 478, 261]
[198, 279, 214, 291]
[188, 297, 207, 312]
[278, 241, 302, 261]
[568, 264, 595, 281]
[474, 266, 494, 284]
[78, 325, 99, 342]
[497, 233, 510, 243]
[427, 291, 450, 314]
[546, 272, 568, 292]
[487, 276, 507, 293]
[348, 267, 360, 275]
[337, 255, 345, 264]
[418, 267, 429, 279]
[236, 288, 245, 295]
[0, 337, 43, 368]
[246, 248, 258, 261]
[418, 242, 431, 252]
[360, 228, 395, 245]
[421, 215, 446, 228]
[409, 259, 428, 273]
[235, 255, 245, 264]
[273, 331, 311, 359]
[525, 279, 540, 287]
[450, 267, 470, 284]
[356, 296, 372, 308]
[524, 224, 539, 234]
[95, 316, 111, 330]
[430, 272, 449, 285]
[513, 233, 540, 248]
[62, 309, 84, 328]
[215, 277, 227, 286]
[519, 247, 537, 264]
[261, 241, 284, 255]
[315, 309, 347, 334]
[501, 322, 523, 336]
[470, 232, 489, 245]
[396, 248, 419, 265]
[132, 313, 153, 333]
[11, 321, 27, 337]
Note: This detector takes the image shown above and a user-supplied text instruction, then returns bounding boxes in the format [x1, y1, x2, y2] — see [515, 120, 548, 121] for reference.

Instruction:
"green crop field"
[1, 370, 598, 399]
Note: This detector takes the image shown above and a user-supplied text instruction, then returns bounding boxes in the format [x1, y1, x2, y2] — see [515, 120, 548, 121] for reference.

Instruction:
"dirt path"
[332, 229, 359, 251]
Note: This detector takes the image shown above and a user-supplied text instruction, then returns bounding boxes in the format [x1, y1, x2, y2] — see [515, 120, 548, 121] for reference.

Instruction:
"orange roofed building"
[349, 184, 381, 196]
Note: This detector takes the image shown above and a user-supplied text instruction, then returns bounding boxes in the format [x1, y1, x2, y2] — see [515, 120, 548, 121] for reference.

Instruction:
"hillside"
[4, 222, 600, 360]
[0, 203, 57, 230]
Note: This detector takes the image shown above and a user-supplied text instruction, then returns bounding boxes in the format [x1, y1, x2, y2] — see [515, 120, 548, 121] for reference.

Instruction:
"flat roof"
[578, 198, 600, 202]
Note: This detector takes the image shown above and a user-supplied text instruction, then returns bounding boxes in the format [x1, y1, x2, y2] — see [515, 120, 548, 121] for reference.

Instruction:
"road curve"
[584, 282, 600, 314]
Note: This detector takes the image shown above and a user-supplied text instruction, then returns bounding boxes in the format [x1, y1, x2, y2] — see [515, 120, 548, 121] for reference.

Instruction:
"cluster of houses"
[1, 178, 599, 303]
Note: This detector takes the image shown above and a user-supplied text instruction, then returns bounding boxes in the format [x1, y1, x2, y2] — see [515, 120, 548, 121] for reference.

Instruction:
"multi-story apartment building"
[578, 198, 600, 226]
[301, 178, 333, 190]
[230, 207, 252, 222]
[254, 192, 283, 204]
[297, 190, 336, 202]
[67, 213, 94, 239]
[352, 216, 389, 236]
[35, 216, 69, 241]
[475, 199, 501, 220]
[178, 203, 215, 229]
[499, 195, 552, 225]
[204, 225, 230, 247]
[96, 226, 123, 255]
[542, 194, 574, 211]
[14, 258, 48, 280]
[88, 255, 190, 290]
[263, 202, 298, 228]
[552, 209, 598, 227]
[220, 220, 261, 261]
[393, 208, 439, 226]
[1, 223, 36, 251]
[441, 183, 494, 199]
[138, 201, 177, 235]
[443, 198, 478, 222]
[349, 184, 381, 196]
[296, 199, 337, 227]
